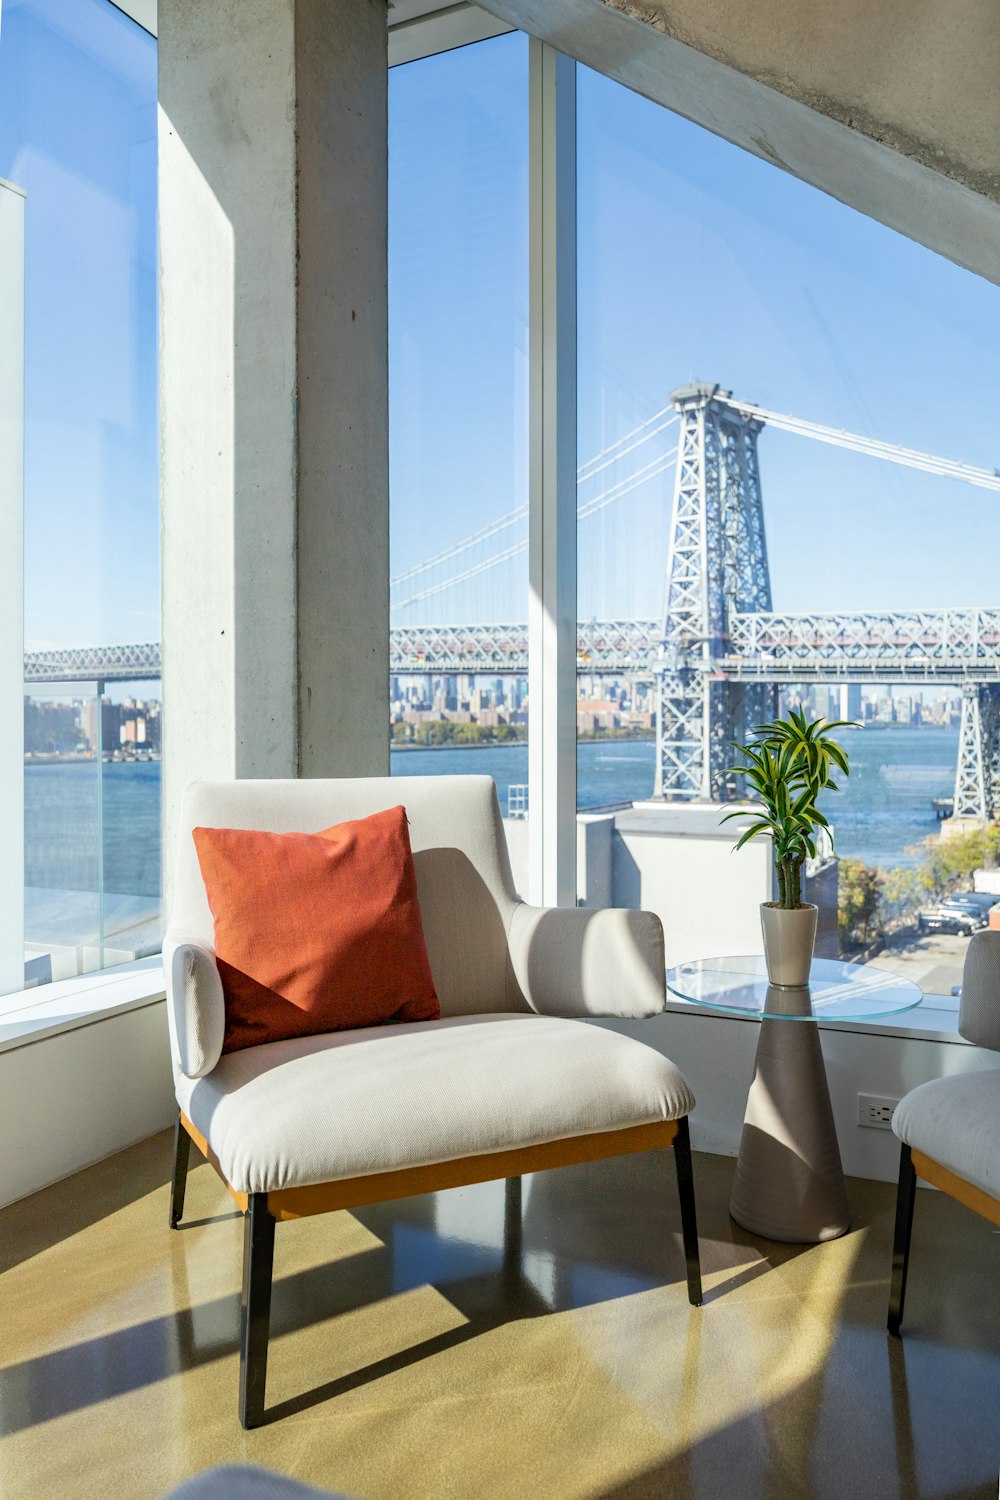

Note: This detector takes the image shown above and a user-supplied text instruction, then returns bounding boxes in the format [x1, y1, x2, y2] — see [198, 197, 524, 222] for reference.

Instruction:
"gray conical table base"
[666, 957, 923, 1245]
[729, 986, 849, 1242]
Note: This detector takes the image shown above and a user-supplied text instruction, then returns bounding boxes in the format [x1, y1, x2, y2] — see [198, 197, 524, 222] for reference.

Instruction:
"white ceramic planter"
[760, 902, 818, 986]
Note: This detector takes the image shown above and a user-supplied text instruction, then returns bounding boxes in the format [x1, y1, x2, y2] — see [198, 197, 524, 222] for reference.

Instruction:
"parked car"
[937, 905, 988, 930]
[941, 891, 999, 916]
[917, 906, 982, 936]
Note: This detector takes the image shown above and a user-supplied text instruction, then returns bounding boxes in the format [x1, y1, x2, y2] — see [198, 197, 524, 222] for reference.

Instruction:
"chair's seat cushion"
[893, 1069, 1000, 1201]
[176, 1013, 695, 1196]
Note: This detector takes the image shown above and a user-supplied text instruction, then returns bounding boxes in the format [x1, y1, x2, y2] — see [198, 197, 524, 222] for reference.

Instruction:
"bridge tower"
[953, 685, 1000, 820]
[656, 384, 775, 800]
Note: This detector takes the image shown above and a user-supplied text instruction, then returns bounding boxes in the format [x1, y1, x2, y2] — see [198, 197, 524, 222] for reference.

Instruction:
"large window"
[0, 0, 158, 995]
[388, 34, 531, 885]
[390, 33, 1000, 993]
[576, 65, 1000, 991]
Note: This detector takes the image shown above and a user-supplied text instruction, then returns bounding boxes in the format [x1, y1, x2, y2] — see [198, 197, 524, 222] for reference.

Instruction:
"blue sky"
[2, 14, 997, 650]
[0, 0, 157, 651]
[390, 34, 1000, 627]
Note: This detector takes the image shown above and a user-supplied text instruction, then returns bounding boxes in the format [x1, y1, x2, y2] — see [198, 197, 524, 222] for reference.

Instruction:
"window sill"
[662, 995, 967, 1044]
[0, 957, 166, 1055]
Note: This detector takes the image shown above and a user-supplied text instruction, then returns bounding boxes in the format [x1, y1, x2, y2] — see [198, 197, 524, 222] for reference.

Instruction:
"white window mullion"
[528, 40, 576, 908]
[0, 180, 25, 998]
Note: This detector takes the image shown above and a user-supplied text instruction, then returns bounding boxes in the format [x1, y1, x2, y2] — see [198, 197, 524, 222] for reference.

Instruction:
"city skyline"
[23, 693, 161, 758]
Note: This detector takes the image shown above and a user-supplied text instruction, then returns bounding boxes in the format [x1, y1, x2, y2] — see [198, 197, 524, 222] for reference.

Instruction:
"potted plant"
[722, 707, 855, 986]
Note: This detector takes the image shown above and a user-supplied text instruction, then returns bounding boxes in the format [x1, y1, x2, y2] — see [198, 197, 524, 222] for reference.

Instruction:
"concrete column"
[0, 179, 25, 998]
[159, 0, 388, 900]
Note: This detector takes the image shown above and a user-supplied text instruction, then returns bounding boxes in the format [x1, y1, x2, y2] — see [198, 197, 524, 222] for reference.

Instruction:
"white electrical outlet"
[858, 1093, 900, 1130]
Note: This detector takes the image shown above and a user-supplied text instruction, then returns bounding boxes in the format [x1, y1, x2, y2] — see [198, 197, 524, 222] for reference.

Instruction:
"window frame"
[391, 19, 578, 907]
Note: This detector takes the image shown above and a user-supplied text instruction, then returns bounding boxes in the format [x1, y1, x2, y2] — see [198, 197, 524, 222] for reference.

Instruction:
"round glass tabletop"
[666, 956, 923, 1021]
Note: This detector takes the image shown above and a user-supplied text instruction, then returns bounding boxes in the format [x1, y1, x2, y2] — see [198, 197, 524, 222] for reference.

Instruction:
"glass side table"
[667, 957, 922, 1243]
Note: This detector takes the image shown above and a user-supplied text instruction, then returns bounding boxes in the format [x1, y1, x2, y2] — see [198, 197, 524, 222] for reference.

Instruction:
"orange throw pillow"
[193, 805, 440, 1054]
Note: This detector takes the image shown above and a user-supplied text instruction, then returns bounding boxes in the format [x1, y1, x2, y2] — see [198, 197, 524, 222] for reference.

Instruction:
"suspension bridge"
[24, 382, 1000, 820]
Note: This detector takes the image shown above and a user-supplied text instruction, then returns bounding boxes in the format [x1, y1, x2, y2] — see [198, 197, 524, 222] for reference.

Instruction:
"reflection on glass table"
[667, 956, 922, 1023]
[666, 956, 924, 1244]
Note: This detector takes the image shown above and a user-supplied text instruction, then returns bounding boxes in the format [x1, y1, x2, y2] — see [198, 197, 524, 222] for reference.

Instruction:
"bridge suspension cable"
[576, 403, 675, 481]
[389, 503, 527, 588]
[390, 408, 678, 594]
[391, 443, 680, 613]
[577, 447, 678, 521]
[576, 411, 679, 484]
[717, 395, 1000, 491]
[392, 540, 528, 613]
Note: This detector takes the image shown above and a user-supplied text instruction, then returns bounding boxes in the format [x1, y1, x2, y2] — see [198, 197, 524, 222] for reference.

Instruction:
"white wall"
[0, 179, 24, 1000]
[0, 1000, 176, 1208]
[577, 812, 614, 907]
[613, 813, 772, 968]
[502, 813, 615, 905]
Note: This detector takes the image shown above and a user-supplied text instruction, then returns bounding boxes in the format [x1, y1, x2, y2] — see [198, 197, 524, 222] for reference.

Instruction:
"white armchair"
[888, 929, 1000, 1333]
[164, 775, 700, 1427]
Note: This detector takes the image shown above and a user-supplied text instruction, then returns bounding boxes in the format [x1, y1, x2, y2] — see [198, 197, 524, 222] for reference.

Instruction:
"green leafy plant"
[721, 707, 856, 910]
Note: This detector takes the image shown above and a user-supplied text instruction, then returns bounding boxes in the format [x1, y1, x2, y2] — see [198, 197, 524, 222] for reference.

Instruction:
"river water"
[24, 725, 958, 912]
[392, 725, 957, 870]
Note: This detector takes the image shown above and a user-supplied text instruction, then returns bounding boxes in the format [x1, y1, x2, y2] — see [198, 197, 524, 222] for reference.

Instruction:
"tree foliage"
[839, 822, 1000, 949]
[393, 720, 527, 748]
[838, 858, 882, 946]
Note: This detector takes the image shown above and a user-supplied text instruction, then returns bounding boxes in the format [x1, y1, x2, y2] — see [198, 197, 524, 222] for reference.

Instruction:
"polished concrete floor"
[0, 1133, 997, 1500]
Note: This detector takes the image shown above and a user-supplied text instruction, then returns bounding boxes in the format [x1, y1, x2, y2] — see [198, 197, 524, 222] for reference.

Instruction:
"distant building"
[81, 696, 122, 754]
[838, 683, 862, 722]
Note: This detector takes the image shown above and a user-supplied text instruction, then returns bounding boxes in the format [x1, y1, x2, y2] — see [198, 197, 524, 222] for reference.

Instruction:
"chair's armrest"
[163, 935, 226, 1079]
[959, 929, 1000, 1051]
[507, 903, 666, 1019]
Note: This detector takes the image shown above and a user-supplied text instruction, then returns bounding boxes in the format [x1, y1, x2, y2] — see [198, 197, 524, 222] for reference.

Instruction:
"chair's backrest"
[168, 775, 529, 1017]
[959, 928, 1000, 1051]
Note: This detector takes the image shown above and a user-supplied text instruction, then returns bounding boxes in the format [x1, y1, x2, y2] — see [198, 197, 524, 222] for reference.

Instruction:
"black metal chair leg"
[503, 1174, 523, 1283]
[674, 1116, 702, 1307]
[169, 1114, 191, 1229]
[240, 1193, 275, 1429]
[888, 1143, 917, 1337]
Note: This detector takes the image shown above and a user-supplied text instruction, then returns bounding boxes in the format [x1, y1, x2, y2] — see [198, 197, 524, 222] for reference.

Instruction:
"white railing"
[507, 784, 529, 819]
